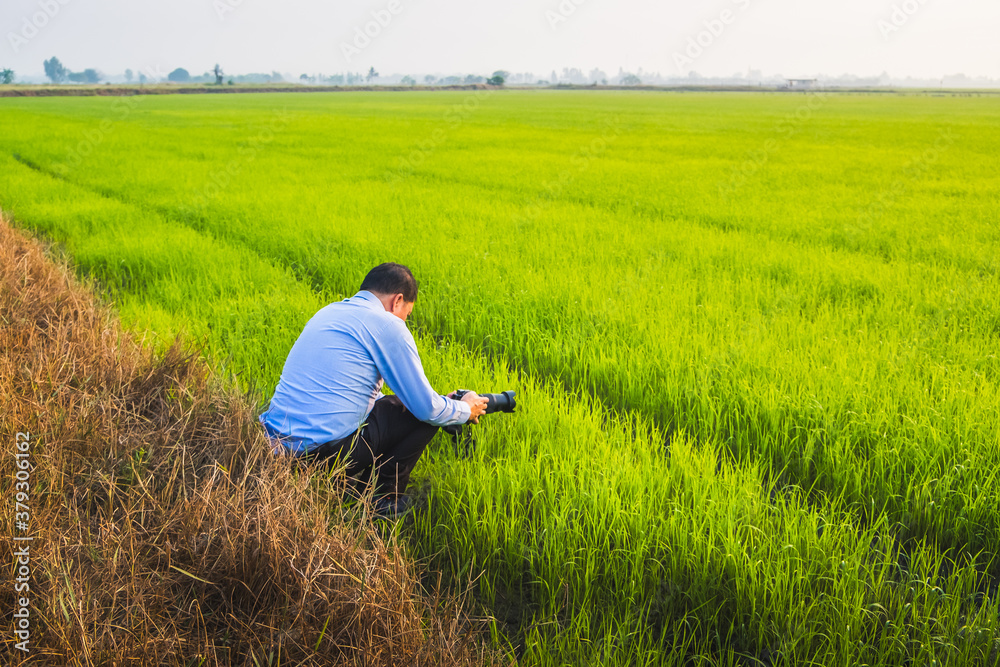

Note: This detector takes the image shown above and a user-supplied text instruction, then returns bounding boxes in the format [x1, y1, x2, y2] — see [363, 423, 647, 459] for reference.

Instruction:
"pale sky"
[3, 0, 998, 81]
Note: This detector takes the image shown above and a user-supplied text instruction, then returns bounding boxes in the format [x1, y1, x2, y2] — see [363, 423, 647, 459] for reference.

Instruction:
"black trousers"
[300, 395, 439, 497]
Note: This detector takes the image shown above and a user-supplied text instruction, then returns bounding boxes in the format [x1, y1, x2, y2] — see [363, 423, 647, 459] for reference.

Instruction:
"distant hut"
[785, 78, 818, 90]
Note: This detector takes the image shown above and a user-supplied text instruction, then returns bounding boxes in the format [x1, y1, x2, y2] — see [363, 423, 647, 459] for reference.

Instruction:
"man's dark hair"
[360, 263, 418, 302]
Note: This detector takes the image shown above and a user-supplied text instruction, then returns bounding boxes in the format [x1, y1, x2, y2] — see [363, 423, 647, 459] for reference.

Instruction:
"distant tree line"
[298, 70, 510, 87]
[167, 66, 281, 85]
[31, 58, 548, 89]
[300, 72, 370, 85]
[43, 57, 102, 84]
[39, 57, 240, 86]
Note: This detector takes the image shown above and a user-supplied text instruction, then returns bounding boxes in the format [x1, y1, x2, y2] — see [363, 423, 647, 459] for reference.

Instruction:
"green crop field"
[2, 89, 999, 665]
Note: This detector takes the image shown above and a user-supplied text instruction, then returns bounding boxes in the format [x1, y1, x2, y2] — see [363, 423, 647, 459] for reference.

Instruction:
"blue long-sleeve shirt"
[259, 290, 471, 454]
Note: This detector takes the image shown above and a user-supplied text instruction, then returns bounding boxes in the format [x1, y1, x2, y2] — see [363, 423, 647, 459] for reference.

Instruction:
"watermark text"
[13, 431, 34, 653]
[340, 0, 407, 64]
[7, 0, 73, 54]
[673, 0, 753, 74]
[877, 0, 931, 40]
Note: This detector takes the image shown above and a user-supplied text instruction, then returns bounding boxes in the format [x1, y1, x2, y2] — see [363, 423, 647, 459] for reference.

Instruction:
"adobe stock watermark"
[51, 65, 167, 176]
[673, 0, 753, 74]
[855, 127, 955, 230]
[545, 0, 591, 31]
[384, 86, 498, 186]
[340, 0, 407, 64]
[717, 89, 831, 199]
[214, 0, 249, 21]
[7, 0, 73, 54]
[181, 107, 293, 215]
[52, 97, 142, 175]
[13, 431, 34, 654]
[876, 0, 931, 40]
[515, 116, 623, 225]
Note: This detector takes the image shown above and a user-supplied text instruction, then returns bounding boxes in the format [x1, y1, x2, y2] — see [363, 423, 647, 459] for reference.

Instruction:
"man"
[258, 262, 488, 518]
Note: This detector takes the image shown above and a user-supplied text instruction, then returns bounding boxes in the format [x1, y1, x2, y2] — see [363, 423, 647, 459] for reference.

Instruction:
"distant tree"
[487, 70, 507, 86]
[124, 68, 133, 83]
[366, 66, 378, 83]
[424, 74, 436, 85]
[269, 71, 284, 83]
[43, 57, 68, 83]
[300, 73, 311, 83]
[82, 68, 101, 84]
[562, 67, 586, 84]
[621, 73, 641, 85]
[213, 64, 224, 85]
[0, 69, 14, 85]
[138, 72, 148, 85]
[227, 79, 234, 85]
[401, 75, 416, 86]
[168, 68, 191, 83]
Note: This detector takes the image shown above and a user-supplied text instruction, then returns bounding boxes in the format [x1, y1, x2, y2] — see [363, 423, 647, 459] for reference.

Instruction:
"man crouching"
[258, 262, 487, 518]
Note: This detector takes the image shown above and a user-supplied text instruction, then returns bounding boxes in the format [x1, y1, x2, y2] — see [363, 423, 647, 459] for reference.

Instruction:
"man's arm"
[368, 320, 472, 426]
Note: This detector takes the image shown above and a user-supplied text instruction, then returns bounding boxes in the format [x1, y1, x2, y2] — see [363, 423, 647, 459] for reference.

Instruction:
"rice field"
[2, 89, 999, 665]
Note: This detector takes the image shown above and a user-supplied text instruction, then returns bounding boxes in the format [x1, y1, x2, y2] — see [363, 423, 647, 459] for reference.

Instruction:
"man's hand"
[452, 390, 488, 424]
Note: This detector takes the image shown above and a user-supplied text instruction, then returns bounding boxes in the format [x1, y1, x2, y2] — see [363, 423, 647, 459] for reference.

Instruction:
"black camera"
[452, 389, 517, 414]
[445, 389, 516, 458]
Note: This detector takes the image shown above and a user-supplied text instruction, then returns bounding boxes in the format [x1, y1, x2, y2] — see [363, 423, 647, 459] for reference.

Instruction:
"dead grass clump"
[0, 214, 504, 666]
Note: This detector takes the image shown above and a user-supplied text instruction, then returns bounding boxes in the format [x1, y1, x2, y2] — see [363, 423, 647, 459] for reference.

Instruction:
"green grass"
[2, 90, 999, 665]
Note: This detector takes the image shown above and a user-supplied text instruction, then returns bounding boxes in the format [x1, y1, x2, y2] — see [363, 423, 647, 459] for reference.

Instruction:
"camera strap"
[442, 423, 476, 459]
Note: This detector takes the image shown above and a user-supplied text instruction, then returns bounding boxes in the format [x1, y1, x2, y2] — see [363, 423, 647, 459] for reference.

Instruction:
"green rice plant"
[2, 90, 999, 665]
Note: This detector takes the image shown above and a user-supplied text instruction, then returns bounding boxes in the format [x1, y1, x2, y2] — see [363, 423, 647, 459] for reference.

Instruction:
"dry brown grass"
[0, 214, 506, 666]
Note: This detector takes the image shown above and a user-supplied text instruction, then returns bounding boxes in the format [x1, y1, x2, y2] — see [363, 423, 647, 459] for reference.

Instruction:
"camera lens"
[483, 390, 517, 414]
